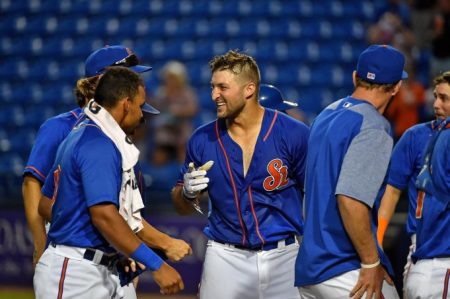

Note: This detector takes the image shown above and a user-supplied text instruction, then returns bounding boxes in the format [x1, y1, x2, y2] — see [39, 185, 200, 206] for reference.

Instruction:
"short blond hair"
[209, 50, 260, 87]
[74, 76, 100, 107]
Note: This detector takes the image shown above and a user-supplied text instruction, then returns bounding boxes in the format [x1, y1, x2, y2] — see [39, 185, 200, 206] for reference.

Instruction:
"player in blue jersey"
[24, 46, 192, 297]
[34, 67, 184, 298]
[405, 72, 450, 299]
[171, 50, 309, 299]
[22, 45, 150, 268]
[295, 45, 407, 299]
[376, 71, 450, 296]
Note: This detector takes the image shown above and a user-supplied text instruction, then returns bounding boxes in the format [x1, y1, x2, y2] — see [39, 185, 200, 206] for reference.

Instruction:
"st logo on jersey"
[263, 159, 289, 191]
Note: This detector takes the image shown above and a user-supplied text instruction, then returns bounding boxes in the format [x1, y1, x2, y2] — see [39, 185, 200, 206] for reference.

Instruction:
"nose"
[211, 88, 220, 101]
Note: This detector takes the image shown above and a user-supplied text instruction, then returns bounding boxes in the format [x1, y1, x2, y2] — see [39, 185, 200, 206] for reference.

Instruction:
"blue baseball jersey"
[413, 118, 450, 261]
[387, 121, 437, 236]
[24, 108, 83, 183]
[177, 109, 309, 247]
[296, 97, 394, 286]
[24, 107, 145, 196]
[42, 119, 122, 252]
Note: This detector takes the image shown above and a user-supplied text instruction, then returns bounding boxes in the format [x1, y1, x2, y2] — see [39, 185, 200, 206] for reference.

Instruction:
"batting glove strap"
[182, 186, 198, 200]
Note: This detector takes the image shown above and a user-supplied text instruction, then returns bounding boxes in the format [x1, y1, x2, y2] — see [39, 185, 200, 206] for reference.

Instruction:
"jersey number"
[263, 159, 289, 191]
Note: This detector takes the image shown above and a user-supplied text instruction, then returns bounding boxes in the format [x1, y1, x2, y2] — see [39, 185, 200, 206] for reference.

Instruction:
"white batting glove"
[182, 161, 214, 200]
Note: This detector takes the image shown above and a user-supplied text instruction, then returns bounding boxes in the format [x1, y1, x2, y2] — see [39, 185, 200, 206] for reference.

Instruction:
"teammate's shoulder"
[42, 108, 82, 128]
[191, 119, 217, 136]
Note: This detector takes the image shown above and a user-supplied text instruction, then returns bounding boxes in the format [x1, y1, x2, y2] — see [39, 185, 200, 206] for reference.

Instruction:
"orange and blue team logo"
[263, 159, 289, 191]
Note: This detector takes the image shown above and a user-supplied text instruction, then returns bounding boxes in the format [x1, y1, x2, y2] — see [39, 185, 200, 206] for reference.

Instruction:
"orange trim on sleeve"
[24, 166, 46, 181]
[377, 216, 389, 247]
[263, 111, 278, 142]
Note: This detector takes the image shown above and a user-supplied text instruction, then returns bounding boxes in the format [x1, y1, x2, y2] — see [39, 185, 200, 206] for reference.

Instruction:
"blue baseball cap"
[85, 45, 152, 77]
[259, 84, 298, 111]
[356, 45, 408, 84]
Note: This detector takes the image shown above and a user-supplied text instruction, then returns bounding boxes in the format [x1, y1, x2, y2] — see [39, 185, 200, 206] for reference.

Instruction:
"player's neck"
[351, 88, 391, 114]
[226, 103, 264, 135]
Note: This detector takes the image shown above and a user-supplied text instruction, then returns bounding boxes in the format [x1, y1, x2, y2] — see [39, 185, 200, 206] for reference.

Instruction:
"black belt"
[83, 248, 118, 267]
[215, 235, 297, 251]
[49, 243, 118, 267]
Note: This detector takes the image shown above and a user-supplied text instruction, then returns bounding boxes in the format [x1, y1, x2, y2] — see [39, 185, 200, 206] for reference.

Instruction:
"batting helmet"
[259, 84, 298, 111]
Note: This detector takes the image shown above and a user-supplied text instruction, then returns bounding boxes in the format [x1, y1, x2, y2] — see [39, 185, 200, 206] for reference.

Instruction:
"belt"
[50, 243, 118, 267]
[215, 235, 297, 251]
[83, 248, 119, 267]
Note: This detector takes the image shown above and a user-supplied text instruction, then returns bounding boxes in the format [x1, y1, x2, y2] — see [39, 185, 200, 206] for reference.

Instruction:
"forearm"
[337, 195, 379, 264]
[22, 176, 47, 247]
[90, 204, 164, 271]
[90, 204, 143, 255]
[137, 219, 172, 251]
[171, 185, 195, 215]
[378, 185, 401, 222]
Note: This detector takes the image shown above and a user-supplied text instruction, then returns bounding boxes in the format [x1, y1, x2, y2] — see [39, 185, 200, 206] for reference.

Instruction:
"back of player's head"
[433, 71, 450, 87]
[74, 76, 100, 108]
[84, 45, 152, 77]
[209, 50, 260, 87]
[259, 84, 298, 112]
[355, 44, 408, 92]
[94, 67, 144, 109]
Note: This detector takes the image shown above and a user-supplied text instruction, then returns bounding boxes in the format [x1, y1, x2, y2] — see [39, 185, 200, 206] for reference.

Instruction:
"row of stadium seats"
[1, 0, 379, 19]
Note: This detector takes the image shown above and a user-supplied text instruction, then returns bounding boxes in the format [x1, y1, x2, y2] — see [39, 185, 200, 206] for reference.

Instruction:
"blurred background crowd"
[0, 0, 449, 296]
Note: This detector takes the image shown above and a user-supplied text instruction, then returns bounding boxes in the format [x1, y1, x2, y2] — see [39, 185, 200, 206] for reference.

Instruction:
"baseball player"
[404, 73, 450, 299]
[171, 50, 309, 299]
[24, 45, 191, 297]
[295, 45, 406, 299]
[34, 67, 183, 298]
[376, 71, 450, 296]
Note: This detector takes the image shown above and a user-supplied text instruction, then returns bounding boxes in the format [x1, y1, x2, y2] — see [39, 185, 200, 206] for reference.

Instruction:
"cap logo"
[366, 72, 375, 80]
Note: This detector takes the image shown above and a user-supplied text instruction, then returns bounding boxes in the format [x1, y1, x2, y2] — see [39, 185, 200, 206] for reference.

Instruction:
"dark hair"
[354, 77, 398, 93]
[209, 50, 260, 87]
[94, 67, 144, 108]
[433, 71, 450, 87]
[73, 76, 100, 108]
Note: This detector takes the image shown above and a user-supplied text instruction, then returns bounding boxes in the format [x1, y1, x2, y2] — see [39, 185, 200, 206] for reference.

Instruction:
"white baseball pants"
[299, 268, 400, 299]
[199, 238, 301, 299]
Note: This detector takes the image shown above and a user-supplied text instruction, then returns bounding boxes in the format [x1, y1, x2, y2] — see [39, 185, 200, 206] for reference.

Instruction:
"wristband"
[130, 243, 164, 271]
[361, 259, 380, 269]
[182, 186, 198, 200]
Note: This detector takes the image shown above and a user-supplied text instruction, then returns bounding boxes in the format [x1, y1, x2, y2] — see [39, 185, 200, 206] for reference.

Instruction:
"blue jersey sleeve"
[289, 122, 309, 190]
[77, 137, 122, 207]
[387, 128, 416, 190]
[24, 117, 71, 183]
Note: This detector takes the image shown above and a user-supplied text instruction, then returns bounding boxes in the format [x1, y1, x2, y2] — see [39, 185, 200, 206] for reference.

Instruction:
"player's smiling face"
[211, 70, 247, 119]
[434, 82, 450, 119]
[122, 85, 146, 135]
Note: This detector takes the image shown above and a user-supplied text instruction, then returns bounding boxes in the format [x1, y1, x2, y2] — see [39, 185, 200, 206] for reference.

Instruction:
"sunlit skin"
[210, 70, 249, 120]
[434, 82, 450, 119]
[120, 85, 146, 135]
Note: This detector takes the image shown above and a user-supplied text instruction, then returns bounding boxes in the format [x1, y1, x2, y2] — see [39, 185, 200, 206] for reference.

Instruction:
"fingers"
[160, 279, 184, 295]
[188, 170, 207, 178]
[350, 281, 362, 298]
[198, 160, 214, 171]
[137, 262, 146, 270]
[188, 162, 195, 172]
[384, 272, 394, 285]
[130, 260, 137, 272]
